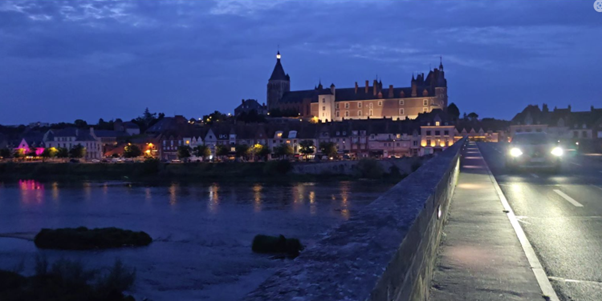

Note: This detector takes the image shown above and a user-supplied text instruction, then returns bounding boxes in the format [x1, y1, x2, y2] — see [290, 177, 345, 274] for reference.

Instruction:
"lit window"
[435, 121, 440, 126]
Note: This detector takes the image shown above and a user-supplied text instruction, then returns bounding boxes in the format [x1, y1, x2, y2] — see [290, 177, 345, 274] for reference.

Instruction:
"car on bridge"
[506, 132, 563, 172]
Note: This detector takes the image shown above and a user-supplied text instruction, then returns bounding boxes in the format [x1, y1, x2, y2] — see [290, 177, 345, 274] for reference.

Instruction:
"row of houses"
[3, 110, 510, 161]
[154, 110, 507, 161]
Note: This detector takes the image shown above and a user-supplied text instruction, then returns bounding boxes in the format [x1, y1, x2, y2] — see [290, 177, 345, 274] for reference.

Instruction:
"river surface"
[0, 179, 392, 301]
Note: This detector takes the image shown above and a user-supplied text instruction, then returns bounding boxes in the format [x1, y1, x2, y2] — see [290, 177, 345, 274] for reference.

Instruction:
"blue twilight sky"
[0, 0, 601, 125]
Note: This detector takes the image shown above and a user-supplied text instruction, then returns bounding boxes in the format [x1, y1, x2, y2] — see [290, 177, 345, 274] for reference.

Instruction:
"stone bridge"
[245, 139, 465, 301]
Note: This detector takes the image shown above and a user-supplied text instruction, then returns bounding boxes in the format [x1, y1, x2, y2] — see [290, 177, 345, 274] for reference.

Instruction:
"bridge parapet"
[245, 138, 466, 301]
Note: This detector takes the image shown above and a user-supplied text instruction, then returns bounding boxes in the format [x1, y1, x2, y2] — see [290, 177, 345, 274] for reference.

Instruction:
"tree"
[177, 145, 192, 161]
[253, 144, 271, 161]
[467, 112, 479, 121]
[74, 119, 88, 128]
[41, 147, 58, 162]
[0, 148, 11, 159]
[299, 140, 315, 161]
[273, 144, 293, 159]
[132, 108, 165, 132]
[56, 147, 69, 159]
[13, 148, 24, 160]
[216, 145, 230, 158]
[319, 142, 338, 158]
[203, 111, 232, 125]
[123, 144, 142, 158]
[193, 145, 211, 160]
[26, 147, 38, 157]
[235, 144, 250, 159]
[69, 144, 86, 158]
[447, 103, 460, 120]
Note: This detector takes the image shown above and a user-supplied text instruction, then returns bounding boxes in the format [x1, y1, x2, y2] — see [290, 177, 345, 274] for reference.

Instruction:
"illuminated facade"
[267, 52, 448, 122]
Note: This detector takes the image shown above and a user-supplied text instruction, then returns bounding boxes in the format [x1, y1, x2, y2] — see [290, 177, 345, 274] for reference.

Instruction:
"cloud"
[0, 0, 600, 124]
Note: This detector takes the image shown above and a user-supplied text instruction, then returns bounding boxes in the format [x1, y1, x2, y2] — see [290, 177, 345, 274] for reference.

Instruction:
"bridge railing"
[245, 138, 467, 301]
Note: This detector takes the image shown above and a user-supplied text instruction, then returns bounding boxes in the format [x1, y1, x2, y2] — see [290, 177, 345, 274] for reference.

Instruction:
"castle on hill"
[266, 51, 448, 122]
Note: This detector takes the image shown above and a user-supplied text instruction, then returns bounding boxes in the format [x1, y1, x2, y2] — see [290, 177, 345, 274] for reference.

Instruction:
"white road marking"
[569, 162, 582, 166]
[548, 276, 602, 287]
[553, 189, 584, 207]
[531, 174, 539, 178]
[478, 144, 560, 301]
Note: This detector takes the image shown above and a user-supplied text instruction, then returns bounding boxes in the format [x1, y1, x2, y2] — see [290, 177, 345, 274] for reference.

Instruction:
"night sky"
[0, 0, 601, 125]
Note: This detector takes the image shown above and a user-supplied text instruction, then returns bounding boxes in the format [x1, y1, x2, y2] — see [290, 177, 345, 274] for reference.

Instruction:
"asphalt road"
[479, 142, 602, 301]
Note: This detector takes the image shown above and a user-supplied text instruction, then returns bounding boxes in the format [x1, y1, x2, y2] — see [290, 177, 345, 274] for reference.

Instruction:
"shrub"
[95, 260, 136, 295]
[1, 258, 135, 301]
[263, 160, 293, 175]
[411, 160, 423, 173]
[356, 158, 384, 179]
[388, 164, 401, 176]
[34, 227, 152, 250]
[136, 158, 161, 175]
[252, 234, 304, 257]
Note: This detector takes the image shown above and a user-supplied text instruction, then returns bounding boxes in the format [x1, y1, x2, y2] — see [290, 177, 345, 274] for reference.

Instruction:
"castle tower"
[267, 51, 290, 111]
[435, 57, 448, 108]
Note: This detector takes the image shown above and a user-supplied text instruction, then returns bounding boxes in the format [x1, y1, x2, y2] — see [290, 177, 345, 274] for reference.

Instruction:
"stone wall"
[291, 156, 430, 176]
[245, 138, 465, 301]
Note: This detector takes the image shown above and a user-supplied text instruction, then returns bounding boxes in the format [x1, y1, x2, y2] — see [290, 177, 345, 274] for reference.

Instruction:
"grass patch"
[0, 258, 135, 301]
[34, 227, 152, 250]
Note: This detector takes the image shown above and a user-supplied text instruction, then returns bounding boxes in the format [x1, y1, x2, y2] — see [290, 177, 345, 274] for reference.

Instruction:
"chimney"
[355, 82, 358, 94]
[373, 79, 378, 96]
[242, 99, 245, 104]
[388, 85, 394, 98]
[365, 80, 369, 94]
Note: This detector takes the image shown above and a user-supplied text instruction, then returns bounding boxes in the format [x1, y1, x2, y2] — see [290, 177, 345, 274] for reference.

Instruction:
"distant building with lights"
[266, 52, 448, 122]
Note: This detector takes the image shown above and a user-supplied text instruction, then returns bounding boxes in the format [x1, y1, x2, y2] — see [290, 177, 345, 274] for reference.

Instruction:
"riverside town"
[0, 1, 601, 301]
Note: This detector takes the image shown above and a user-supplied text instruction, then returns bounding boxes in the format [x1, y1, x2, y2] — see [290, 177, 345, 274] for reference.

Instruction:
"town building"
[511, 104, 602, 152]
[234, 99, 268, 117]
[44, 128, 103, 160]
[266, 52, 448, 122]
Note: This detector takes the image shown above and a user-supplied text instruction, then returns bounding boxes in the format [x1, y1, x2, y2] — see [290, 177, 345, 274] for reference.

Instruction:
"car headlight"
[510, 147, 523, 157]
[551, 147, 563, 157]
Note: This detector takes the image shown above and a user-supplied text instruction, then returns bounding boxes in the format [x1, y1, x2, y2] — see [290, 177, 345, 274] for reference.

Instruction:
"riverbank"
[0, 158, 424, 183]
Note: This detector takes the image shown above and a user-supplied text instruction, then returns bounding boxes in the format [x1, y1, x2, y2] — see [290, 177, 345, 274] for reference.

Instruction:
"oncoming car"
[506, 132, 563, 172]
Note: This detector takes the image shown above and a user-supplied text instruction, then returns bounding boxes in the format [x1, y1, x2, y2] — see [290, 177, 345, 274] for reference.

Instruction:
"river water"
[0, 179, 392, 301]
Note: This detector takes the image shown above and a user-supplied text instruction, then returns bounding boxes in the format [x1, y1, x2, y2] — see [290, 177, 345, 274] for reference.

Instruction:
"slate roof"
[47, 128, 97, 141]
[94, 130, 129, 138]
[269, 54, 290, 81]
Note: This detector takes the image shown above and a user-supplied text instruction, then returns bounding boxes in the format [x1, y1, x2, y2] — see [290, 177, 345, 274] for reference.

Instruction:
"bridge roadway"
[479, 142, 602, 301]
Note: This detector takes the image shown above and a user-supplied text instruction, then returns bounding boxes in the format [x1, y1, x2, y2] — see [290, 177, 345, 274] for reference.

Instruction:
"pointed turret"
[267, 51, 291, 111]
[269, 51, 288, 81]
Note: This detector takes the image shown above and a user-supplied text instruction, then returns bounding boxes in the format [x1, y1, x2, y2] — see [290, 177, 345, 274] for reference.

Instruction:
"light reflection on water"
[0, 179, 392, 300]
[8, 180, 387, 222]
